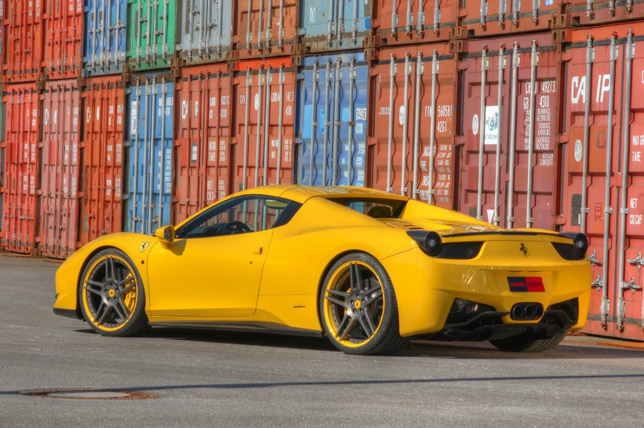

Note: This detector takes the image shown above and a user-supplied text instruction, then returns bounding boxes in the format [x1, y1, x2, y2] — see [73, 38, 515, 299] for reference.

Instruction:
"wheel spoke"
[362, 312, 377, 337]
[121, 281, 136, 294]
[117, 273, 134, 287]
[83, 284, 103, 297]
[358, 315, 374, 338]
[364, 289, 383, 306]
[327, 289, 349, 298]
[350, 263, 364, 291]
[105, 257, 116, 281]
[325, 295, 348, 308]
[337, 316, 358, 341]
[113, 299, 129, 323]
[95, 302, 111, 326]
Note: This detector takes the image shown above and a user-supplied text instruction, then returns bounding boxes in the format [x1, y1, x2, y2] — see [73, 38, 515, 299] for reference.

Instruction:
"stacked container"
[83, 0, 128, 77]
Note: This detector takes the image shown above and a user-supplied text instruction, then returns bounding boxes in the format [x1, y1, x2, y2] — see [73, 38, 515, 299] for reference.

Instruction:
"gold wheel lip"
[81, 254, 138, 332]
[323, 260, 386, 348]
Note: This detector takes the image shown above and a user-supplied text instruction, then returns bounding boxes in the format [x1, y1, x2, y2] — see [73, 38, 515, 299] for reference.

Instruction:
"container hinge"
[621, 278, 642, 293]
[591, 274, 603, 290]
[604, 206, 613, 215]
[588, 250, 600, 265]
[628, 253, 644, 269]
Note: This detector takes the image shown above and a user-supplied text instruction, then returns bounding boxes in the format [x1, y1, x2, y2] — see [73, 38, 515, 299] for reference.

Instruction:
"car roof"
[233, 185, 410, 204]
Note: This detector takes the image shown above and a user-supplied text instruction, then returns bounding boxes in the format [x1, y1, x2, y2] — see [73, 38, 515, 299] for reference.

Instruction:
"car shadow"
[76, 327, 644, 359]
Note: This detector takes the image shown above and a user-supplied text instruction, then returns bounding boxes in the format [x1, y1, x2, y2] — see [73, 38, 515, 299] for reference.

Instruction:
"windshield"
[326, 198, 407, 219]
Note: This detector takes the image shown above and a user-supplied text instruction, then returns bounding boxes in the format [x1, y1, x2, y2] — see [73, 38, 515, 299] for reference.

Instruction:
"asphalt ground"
[1, 255, 644, 427]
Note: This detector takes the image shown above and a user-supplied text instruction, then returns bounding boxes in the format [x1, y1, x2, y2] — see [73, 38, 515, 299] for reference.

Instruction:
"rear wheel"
[319, 253, 407, 355]
[79, 249, 149, 337]
[490, 331, 567, 352]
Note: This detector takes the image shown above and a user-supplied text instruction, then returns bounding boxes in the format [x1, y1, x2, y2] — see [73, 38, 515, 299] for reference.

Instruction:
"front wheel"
[319, 253, 407, 355]
[79, 249, 149, 337]
[490, 331, 567, 352]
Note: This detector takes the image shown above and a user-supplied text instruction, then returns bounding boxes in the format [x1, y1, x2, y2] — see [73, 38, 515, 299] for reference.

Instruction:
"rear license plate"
[508, 277, 545, 292]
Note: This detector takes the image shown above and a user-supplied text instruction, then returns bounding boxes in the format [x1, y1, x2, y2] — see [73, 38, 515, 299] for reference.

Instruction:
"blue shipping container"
[300, 0, 371, 51]
[298, 52, 368, 187]
[83, 0, 128, 76]
[126, 77, 174, 234]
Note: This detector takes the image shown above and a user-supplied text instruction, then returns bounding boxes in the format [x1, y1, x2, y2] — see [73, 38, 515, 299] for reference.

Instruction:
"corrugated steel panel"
[561, 23, 644, 340]
[565, 0, 644, 28]
[1, 84, 40, 254]
[38, 80, 81, 259]
[174, 64, 232, 223]
[297, 52, 369, 187]
[232, 57, 295, 192]
[371, 0, 458, 46]
[44, 0, 83, 79]
[458, 33, 561, 230]
[176, 0, 233, 65]
[3, 0, 45, 83]
[234, 0, 298, 60]
[127, 0, 177, 71]
[80, 75, 125, 246]
[83, 0, 128, 77]
[460, 0, 559, 37]
[368, 44, 457, 209]
[125, 73, 174, 234]
[299, 0, 372, 53]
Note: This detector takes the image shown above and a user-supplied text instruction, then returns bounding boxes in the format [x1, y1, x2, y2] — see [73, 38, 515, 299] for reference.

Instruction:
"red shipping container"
[561, 23, 644, 340]
[458, 33, 562, 230]
[3, 0, 45, 83]
[174, 64, 233, 223]
[43, 0, 83, 79]
[368, 43, 457, 209]
[564, 1, 644, 28]
[460, 0, 560, 38]
[38, 80, 81, 259]
[371, 0, 458, 47]
[232, 57, 296, 192]
[234, 0, 298, 60]
[1, 84, 40, 254]
[80, 75, 126, 246]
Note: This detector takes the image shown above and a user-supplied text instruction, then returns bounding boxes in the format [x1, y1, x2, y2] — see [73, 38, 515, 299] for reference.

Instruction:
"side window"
[176, 196, 298, 239]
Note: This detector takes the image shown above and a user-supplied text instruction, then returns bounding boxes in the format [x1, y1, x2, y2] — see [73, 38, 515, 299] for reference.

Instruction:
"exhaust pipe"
[510, 303, 544, 321]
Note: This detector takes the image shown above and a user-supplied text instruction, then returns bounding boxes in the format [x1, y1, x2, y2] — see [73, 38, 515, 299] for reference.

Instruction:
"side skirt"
[148, 321, 324, 338]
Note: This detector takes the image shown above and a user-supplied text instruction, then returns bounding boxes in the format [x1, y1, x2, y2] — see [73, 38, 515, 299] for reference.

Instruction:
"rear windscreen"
[326, 198, 407, 219]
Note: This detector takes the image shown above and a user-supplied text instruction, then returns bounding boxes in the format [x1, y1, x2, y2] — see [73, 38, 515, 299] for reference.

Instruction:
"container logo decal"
[484, 106, 499, 145]
[574, 139, 582, 162]
[472, 114, 479, 136]
[181, 100, 188, 119]
[44, 109, 49, 126]
[398, 105, 405, 125]
[254, 93, 260, 111]
[194, 101, 199, 117]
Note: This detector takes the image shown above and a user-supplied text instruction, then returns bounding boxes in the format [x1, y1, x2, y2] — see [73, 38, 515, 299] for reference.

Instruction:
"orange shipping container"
[565, 1, 644, 28]
[368, 43, 458, 209]
[174, 64, 233, 223]
[43, 0, 83, 79]
[3, 0, 44, 83]
[460, 0, 560, 38]
[80, 76, 126, 246]
[38, 80, 81, 259]
[232, 57, 296, 192]
[1, 84, 40, 254]
[560, 23, 644, 340]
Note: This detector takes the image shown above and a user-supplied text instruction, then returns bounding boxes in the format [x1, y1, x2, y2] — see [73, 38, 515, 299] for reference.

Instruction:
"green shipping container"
[127, 0, 177, 70]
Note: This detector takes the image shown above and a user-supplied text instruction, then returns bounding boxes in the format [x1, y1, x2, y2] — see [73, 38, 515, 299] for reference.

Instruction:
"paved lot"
[1, 255, 644, 427]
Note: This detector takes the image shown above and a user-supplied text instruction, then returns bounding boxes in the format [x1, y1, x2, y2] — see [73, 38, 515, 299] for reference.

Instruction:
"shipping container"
[125, 73, 174, 234]
[80, 75, 126, 246]
[127, 0, 177, 71]
[174, 64, 232, 223]
[3, 0, 45, 83]
[38, 80, 81, 259]
[367, 43, 457, 209]
[371, 0, 458, 47]
[565, 0, 644, 28]
[83, 0, 128, 76]
[299, 0, 372, 53]
[297, 52, 369, 186]
[459, 0, 560, 38]
[234, 0, 298, 60]
[233, 57, 296, 193]
[560, 23, 644, 340]
[1, 84, 40, 254]
[176, 0, 233, 65]
[44, 0, 83, 79]
[458, 33, 562, 231]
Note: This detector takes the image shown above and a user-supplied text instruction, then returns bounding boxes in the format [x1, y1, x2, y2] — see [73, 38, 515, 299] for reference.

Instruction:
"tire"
[319, 252, 407, 355]
[490, 330, 567, 352]
[79, 248, 149, 337]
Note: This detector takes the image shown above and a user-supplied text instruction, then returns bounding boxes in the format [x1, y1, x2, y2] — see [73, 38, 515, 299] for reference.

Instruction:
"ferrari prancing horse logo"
[520, 243, 528, 257]
[139, 241, 150, 253]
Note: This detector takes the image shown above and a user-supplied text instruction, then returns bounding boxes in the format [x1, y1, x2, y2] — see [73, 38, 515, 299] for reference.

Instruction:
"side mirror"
[155, 225, 175, 245]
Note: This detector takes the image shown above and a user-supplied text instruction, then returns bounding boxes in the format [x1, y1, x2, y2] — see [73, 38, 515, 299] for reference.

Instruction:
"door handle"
[252, 247, 264, 255]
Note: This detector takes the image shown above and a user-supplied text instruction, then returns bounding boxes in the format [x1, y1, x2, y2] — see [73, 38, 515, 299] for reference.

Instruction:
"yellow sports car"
[54, 185, 591, 355]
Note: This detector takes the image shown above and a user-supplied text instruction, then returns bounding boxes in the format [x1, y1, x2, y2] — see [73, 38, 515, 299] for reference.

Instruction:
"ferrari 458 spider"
[54, 186, 591, 355]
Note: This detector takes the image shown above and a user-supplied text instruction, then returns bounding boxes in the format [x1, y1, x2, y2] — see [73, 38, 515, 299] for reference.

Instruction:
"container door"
[3, 0, 44, 83]
[39, 81, 81, 259]
[127, 0, 177, 71]
[177, 0, 232, 64]
[461, 0, 559, 37]
[126, 78, 173, 234]
[83, 0, 128, 76]
[298, 53, 368, 186]
[300, 0, 370, 52]
[235, 0, 298, 59]
[44, 0, 83, 79]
